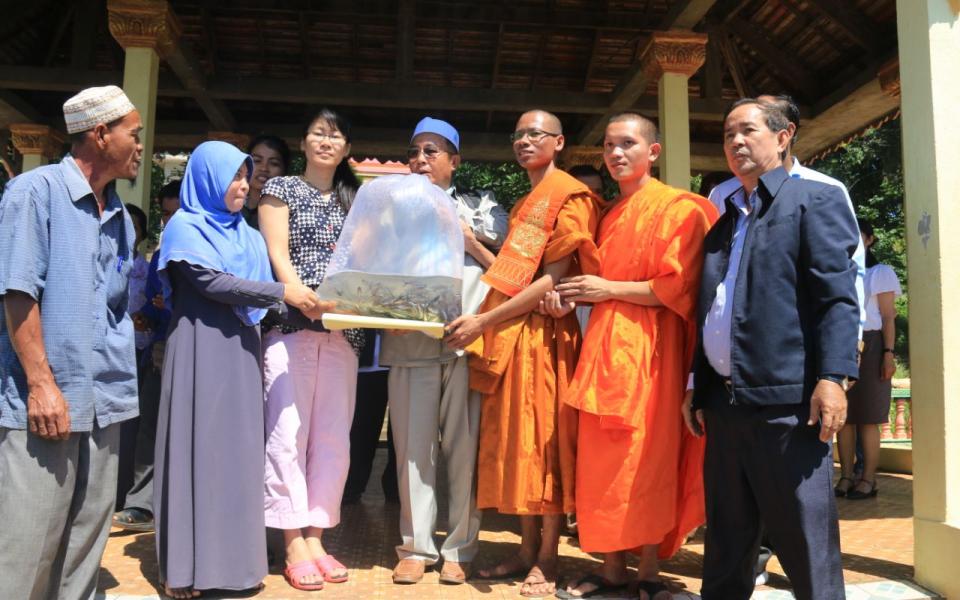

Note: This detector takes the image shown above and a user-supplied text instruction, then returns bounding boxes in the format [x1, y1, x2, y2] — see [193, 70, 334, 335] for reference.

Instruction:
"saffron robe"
[469, 169, 601, 515]
[566, 178, 717, 557]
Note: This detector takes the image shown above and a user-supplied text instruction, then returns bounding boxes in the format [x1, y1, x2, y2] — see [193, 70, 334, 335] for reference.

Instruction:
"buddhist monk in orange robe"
[547, 114, 717, 600]
[445, 110, 602, 598]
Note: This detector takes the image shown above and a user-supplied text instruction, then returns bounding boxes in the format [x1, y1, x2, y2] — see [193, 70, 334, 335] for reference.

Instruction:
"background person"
[113, 180, 181, 532]
[259, 109, 364, 591]
[153, 141, 320, 599]
[115, 202, 151, 510]
[243, 134, 290, 229]
[836, 218, 901, 500]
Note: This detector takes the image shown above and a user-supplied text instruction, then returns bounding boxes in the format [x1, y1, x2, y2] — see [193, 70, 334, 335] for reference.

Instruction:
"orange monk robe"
[566, 178, 718, 558]
[469, 170, 602, 516]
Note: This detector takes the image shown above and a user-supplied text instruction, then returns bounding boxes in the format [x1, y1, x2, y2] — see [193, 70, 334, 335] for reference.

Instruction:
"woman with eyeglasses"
[258, 109, 365, 591]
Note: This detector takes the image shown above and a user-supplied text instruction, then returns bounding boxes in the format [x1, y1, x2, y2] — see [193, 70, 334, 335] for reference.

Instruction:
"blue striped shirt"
[0, 156, 138, 431]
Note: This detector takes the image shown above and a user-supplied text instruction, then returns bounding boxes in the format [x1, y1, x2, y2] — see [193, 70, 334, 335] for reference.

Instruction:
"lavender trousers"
[263, 329, 358, 530]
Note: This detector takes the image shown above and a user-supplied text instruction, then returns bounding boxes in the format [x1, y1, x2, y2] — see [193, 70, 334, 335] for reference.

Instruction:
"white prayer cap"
[62, 86, 137, 134]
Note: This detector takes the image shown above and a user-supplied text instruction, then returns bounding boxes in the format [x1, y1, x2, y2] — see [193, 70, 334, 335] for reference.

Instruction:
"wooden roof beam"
[710, 24, 750, 97]
[396, 0, 415, 82]
[659, 0, 720, 30]
[726, 16, 819, 98]
[153, 119, 727, 169]
[190, 76, 614, 114]
[0, 66, 752, 121]
[575, 39, 656, 144]
[0, 65, 127, 91]
[0, 90, 45, 129]
[70, 0, 101, 69]
[412, 1, 651, 31]
[803, 0, 883, 52]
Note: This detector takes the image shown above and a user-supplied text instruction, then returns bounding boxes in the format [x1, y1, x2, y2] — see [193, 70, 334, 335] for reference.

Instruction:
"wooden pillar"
[9, 124, 66, 173]
[896, 2, 960, 598]
[107, 0, 180, 213]
[641, 31, 707, 190]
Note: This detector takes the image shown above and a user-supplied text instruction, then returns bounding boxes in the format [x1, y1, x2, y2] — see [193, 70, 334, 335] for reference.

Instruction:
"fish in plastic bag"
[317, 174, 464, 323]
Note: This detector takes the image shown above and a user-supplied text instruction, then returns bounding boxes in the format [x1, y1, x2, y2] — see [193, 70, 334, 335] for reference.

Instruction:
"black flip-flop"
[637, 579, 671, 600]
[555, 573, 629, 599]
[112, 508, 154, 532]
[472, 561, 532, 581]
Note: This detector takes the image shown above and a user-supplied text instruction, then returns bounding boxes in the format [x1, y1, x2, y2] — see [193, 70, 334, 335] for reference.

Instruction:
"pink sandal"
[284, 559, 325, 591]
[315, 554, 349, 583]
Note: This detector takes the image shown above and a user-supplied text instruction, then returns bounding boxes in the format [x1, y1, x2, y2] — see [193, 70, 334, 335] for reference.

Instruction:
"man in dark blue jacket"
[683, 98, 860, 600]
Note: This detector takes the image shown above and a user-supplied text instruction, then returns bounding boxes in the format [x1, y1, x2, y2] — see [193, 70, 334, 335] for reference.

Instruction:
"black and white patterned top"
[261, 175, 364, 355]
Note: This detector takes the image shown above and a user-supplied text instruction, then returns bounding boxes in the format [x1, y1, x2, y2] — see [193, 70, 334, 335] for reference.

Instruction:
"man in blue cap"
[381, 117, 507, 585]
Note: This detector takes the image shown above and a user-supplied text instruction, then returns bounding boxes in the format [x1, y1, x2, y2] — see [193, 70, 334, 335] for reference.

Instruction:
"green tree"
[811, 118, 909, 370]
[453, 162, 531, 210]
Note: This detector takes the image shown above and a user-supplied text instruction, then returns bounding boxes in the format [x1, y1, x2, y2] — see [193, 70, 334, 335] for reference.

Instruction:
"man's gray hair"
[724, 98, 791, 134]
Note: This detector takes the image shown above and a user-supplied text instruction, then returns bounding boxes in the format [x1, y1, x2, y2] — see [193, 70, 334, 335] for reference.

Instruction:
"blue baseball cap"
[411, 117, 460, 152]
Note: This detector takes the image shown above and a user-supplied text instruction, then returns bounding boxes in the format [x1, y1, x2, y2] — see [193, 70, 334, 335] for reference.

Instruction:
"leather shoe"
[439, 560, 470, 585]
[392, 558, 426, 584]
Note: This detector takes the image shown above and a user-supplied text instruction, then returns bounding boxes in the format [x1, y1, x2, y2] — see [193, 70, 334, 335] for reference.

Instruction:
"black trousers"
[343, 370, 397, 501]
[118, 359, 162, 513]
[701, 403, 844, 600]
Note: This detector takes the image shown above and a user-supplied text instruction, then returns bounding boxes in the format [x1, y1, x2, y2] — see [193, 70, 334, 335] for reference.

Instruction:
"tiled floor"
[97, 452, 935, 599]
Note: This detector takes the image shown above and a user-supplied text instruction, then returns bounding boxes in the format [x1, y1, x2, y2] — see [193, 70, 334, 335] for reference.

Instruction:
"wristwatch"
[819, 374, 851, 392]
[883, 348, 894, 354]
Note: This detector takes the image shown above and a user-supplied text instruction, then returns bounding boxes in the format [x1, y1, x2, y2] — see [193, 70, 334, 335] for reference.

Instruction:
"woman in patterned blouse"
[258, 109, 364, 591]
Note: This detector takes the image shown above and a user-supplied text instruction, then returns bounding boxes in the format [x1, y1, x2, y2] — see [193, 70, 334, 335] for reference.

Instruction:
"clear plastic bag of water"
[317, 174, 464, 323]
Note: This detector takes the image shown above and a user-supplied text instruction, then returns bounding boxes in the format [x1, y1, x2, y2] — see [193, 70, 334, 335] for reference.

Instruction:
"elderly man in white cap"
[383, 117, 507, 585]
[0, 85, 142, 599]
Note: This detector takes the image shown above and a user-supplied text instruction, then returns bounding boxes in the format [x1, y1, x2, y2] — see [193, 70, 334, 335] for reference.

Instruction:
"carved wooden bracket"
[878, 57, 901, 99]
[207, 131, 252, 150]
[107, 0, 181, 57]
[9, 124, 67, 158]
[641, 30, 709, 80]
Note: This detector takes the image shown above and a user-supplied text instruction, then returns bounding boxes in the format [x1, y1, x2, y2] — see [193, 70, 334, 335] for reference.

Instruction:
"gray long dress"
[154, 261, 284, 591]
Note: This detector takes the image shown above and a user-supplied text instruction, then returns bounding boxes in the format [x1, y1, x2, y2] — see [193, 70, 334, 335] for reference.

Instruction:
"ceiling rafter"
[726, 15, 819, 98]
[803, 0, 883, 52]
[658, 0, 720, 30]
[396, 0, 415, 82]
[711, 23, 751, 97]
[484, 23, 505, 131]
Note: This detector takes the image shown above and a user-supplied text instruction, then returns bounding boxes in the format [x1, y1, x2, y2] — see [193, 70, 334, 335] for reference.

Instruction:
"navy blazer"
[692, 167, 860, 410]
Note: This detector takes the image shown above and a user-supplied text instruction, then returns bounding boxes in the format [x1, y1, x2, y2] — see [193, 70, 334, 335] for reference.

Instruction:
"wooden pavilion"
[1, 1, 958, 598]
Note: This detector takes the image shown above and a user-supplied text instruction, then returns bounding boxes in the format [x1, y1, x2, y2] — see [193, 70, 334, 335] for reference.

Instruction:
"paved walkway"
[97, 451, 936, 599]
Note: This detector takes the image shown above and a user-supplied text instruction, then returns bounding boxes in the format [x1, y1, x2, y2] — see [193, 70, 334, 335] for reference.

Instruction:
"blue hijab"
[158, 141, 275, 326]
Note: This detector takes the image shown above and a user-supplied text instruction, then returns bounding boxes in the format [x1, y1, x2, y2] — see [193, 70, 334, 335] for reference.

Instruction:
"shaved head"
[518, 110, 563, 134]
[609, 113, 658, 144]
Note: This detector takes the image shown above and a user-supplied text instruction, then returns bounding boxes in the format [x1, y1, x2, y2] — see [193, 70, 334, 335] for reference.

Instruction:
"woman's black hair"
[125, 202, 147, 235]
[125, 203, 148, 254]
[304, 108, 361, 211]
[246, 135, 291, 174]
[857, 217, 879, 268]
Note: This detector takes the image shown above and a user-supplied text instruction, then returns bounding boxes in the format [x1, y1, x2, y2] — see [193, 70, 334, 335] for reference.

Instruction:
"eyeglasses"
[308, 131, 347, 146]
[406, 144, 447, 161]
[510, 128, 561, 143]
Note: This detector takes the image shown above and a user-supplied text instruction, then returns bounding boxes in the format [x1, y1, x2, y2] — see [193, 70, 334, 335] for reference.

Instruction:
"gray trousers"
[388, 355, 481, 564]
[0, 423, 121, 600]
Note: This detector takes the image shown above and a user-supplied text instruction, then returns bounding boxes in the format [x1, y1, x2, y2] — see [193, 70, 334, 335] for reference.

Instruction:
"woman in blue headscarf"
[153, 141, 324, 599]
